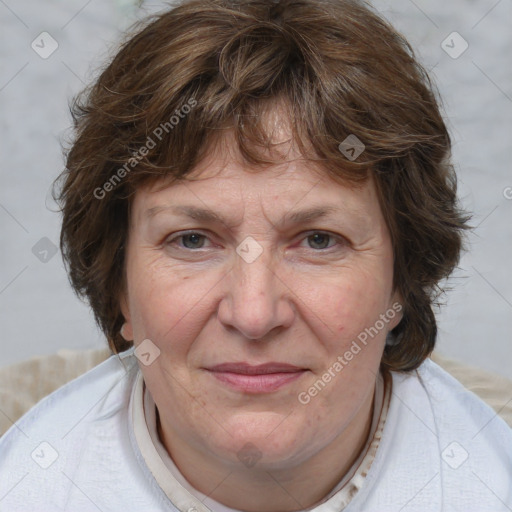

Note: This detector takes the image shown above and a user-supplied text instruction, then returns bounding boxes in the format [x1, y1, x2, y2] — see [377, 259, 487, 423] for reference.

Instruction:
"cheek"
[298, 264, 393, 389]
[126, 256, 220, 347]
[296, 272, 389, 424]
[314, 270, 391, 340]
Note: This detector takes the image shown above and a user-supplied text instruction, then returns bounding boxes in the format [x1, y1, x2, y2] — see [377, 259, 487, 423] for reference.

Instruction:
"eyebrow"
[144, 204, 342, 228]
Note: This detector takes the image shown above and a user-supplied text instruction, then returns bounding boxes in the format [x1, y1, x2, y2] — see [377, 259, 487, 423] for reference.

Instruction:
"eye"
[166, 231, 211, 250]
[165, 230, 346, 252]
[299, 232, 344, 250]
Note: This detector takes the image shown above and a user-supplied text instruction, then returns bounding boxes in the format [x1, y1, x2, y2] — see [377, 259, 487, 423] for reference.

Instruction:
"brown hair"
[54, 0, 469, 371]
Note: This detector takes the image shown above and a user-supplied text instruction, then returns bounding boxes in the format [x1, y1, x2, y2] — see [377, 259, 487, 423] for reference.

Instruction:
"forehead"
[132, 169, 380, 240]
[131, 121, 378, 228]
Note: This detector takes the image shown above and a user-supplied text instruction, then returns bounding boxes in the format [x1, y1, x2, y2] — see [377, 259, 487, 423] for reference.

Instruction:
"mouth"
[204, 362, 308, 393]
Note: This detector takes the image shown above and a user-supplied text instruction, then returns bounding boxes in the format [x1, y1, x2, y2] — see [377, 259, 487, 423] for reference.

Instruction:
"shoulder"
[0, 350, 145, 510]
[392, 360, 512, 507]
[0, 350, 137, 445]
[350, 359, 512, 511]
[393, 358, 512, 464]
[415, 358, 512, 445]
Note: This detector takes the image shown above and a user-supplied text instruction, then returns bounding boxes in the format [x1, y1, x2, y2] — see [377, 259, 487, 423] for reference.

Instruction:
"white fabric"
[0, 348, 511, 511]
[133, 369, 390, 512]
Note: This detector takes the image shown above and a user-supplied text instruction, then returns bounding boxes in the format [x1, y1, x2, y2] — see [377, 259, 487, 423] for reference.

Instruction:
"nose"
[217, 244, 295, 341]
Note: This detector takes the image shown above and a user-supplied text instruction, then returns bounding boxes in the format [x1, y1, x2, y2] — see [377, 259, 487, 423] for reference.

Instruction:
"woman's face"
[121, 130, 401, 472]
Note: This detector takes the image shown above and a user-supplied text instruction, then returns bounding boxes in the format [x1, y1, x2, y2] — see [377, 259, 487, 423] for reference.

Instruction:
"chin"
[209, 416, 313, 468]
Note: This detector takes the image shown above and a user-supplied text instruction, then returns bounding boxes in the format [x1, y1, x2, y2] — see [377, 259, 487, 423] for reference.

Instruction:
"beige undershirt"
[131, 370, 391, 512]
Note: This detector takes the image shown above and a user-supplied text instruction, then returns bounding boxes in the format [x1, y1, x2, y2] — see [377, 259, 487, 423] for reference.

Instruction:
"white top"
[1, 348, 511, 511]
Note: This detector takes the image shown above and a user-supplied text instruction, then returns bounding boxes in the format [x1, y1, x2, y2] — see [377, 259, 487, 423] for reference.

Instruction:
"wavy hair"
[54, 0, 470, 371]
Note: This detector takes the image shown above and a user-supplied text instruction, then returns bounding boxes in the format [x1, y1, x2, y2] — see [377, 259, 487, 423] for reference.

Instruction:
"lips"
[205, 362, 307, 393]
[208, 362, 304, 374]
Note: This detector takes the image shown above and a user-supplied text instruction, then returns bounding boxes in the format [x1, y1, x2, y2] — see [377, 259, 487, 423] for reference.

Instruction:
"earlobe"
[385, 292, 404, 346]
[119, 293, 134, 341]
[120, 322, 134, 341]
[388, 291, 404, 331]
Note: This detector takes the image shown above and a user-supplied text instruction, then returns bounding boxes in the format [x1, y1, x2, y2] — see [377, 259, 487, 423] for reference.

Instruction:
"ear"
[119, 292, 134, 341]
[387, 290, 404, 331]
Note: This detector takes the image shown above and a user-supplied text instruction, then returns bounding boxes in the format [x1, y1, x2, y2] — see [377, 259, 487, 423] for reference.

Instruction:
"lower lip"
[208, 371, 306, 393]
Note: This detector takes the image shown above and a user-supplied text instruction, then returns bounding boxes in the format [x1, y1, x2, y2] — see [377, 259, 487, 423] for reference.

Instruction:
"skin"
[120, 110, 402, 511]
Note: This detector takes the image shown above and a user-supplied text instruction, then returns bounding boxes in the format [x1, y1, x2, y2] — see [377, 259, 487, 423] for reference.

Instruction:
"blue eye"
[173, 232, 208, 249]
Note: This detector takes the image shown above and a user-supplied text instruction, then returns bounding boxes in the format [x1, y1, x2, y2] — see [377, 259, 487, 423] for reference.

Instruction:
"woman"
[1, 0, 510, 510]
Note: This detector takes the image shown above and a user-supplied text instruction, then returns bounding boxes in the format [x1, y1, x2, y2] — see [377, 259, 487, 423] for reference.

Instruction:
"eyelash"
[165, 230, 347, 252]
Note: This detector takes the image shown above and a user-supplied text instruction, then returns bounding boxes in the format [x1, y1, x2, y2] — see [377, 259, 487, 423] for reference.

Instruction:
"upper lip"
[206, 362, 305, 375]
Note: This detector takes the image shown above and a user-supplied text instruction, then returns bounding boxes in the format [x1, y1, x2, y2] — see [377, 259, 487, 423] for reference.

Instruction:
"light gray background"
[1, 0, 511, 378]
